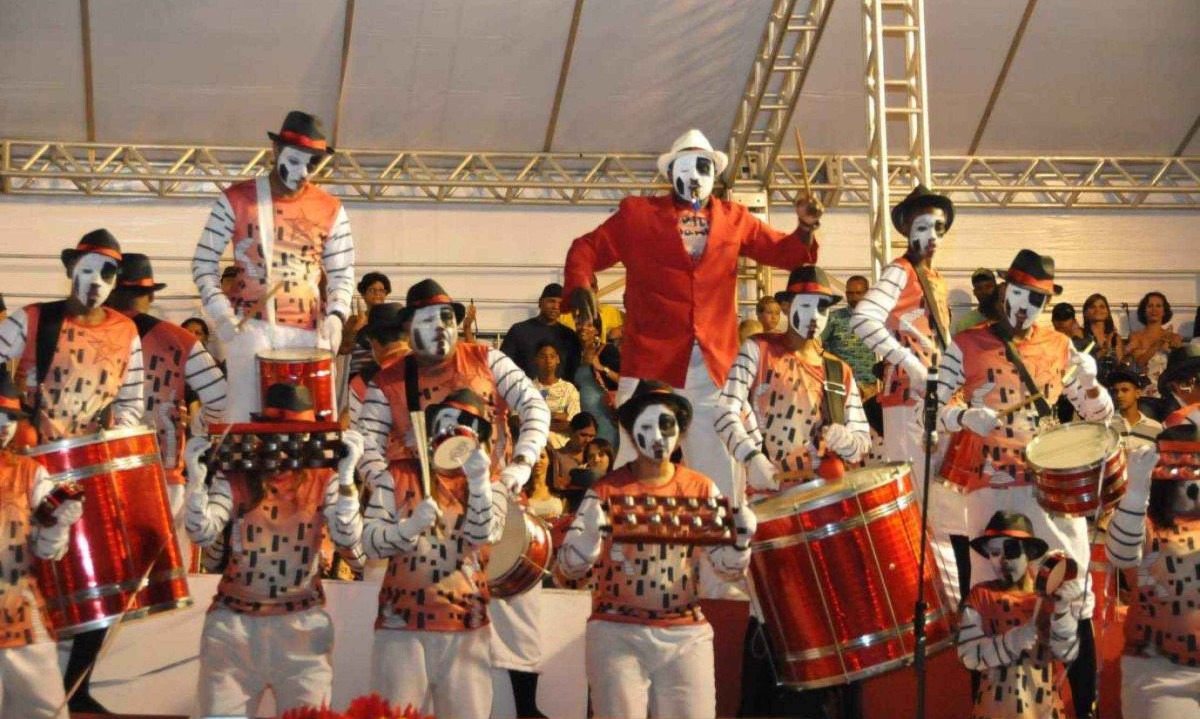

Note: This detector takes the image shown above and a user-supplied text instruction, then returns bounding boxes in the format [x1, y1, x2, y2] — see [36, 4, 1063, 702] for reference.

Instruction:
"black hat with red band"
[117, 253, 167, 293]
[398, 278, 466, 325]
[61, 228, 122, 268]
[252, 384, 317, 423]
[998, 249, 1063, 297]
[268, 110, 334, 156]
[969, 510, 1048, 559]
[774, 265, 842, 306]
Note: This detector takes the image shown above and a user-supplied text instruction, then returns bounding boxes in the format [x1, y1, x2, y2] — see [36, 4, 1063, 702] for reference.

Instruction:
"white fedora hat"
[656, 129, 729, 177]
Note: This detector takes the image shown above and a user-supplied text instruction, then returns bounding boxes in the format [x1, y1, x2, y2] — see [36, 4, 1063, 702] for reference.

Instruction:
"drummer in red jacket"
[0, 369, 84, 719]
[563, 128, 822, 498]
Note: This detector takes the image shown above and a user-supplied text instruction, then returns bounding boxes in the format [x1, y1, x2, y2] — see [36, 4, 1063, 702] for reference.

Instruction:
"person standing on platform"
[563, 128, 821, 498]
[820, 274, 878, 400]
[192, 110, 355, 421]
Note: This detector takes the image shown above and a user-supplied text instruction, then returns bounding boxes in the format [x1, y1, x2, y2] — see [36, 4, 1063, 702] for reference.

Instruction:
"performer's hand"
[1067, 349, 1099, 390]
[1123, 443, 1159, 508]
[794, 194, 824, 229]
[464, 447, 492, 491]
[568, 287, 600, 328]
[732, 503, 758, 550]
[319, 313, 344, 353]
[53, 498, 84, 527]
[499, 460, 532, 495]
[899, 353, 928, 388]
[184, 436, 211, 490]
[399, 497, 441, 539]
[337, 429, 365, 485]
[1004, 621, 1038, 656]
[746, 453, 778, 491]
[822, 423, 858, 459]
[960, 407, 1001, 436]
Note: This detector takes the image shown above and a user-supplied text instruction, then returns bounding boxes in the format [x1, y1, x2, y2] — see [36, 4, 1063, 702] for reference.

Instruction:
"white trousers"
[1121, 654, 1200, 719]
[586, 620, 716, 719]
[0, 642, 67, 719]
[489, 584, 542, 672]
[223, 319, 328, 422]
[371, 627, 493, 719]
[194, 606, 334, 719]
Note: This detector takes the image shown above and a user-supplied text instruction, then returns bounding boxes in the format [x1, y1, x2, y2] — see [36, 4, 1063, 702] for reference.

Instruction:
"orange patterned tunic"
[0, 453, 53, 648]
[1124, 517, 1200, 667]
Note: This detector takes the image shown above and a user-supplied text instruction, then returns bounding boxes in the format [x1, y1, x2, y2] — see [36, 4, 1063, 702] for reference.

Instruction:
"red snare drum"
[24, 426, 191, 637]
[1028, 422, 1126, 518]
[257, 348, 335, 421]
[937, 429, 983, 492]
[749, 463, 953, 689]
[487, 501, 552, 598]
[1153, 426, 1200, 481]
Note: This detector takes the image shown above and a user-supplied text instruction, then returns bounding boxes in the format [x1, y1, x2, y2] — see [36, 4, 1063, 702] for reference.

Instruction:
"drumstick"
[236, 281, 284, 330]
[997, 341, 1095, 420]
[409, 411, 444, 537]
[793, 127, 813, 198]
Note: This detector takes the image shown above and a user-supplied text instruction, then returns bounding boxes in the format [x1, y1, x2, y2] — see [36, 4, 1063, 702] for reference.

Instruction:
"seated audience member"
[559, 273, 624, 340]
[573, 317, 620, 445]
[1081, 293, 1125, 382]
[527, 446, 564, 520]
[821, 274, 879, 399]
[738, 318, 764, 345]
[566, 437, 617, 512]
[1127, 291, 1186, 398]
[501, 282, 582, 381]
[340, 272, 392, 377]
[182, 317, 210, 345]
[1104, 367, 1162, 448]
[533, 341, 581, 449]
[1051, 303, 1087, 347]
[951, 267, 998, 335]
[553, 412, 598, 488]
[755, 296, 784, 333]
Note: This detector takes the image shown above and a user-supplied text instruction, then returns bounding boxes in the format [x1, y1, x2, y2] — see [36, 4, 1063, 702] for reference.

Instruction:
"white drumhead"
[1027, 422, 1119, 470]
[751, 462, 911, 522]
[432, 434, 477, 472]
[257, 348, 334, 362]
[486, 502, 528, 580]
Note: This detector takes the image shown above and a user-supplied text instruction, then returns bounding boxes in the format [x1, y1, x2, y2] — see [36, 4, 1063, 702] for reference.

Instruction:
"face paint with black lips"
[632, 404, 680, 462]
[70, 253, 119, 309]
[788, 295, 830, 339]
[984, 537, 1029, 586]
[410, 304, 459, 361]
[906, 209, 947, 260]
[1003, 284, 1048, 332]
[670, 153, 715, 209]
[275, 146, 319, 191]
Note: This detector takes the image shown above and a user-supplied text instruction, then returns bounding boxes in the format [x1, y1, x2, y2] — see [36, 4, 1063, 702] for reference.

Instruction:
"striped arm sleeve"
[185, 341, 228, 428]
[1105, 499, 1148, 568]
[488, 349, 550, 463]
[113, 335, 145, 426]
[29, 466, 72, 561]
[850, 263, 910, 366]
[0, 309, 29, 365]
[462, 480, 507, 547]
[322, 473, 365, 572]
[838, 375, 873, 462]
[185, 476, 233, 546]
[193, 194, 237, 318]
[355, 381, 395, 483]
[956, 605, 1018, 670]
[347, 388, 363, 427]
[936, 341, 969, 432]
[1062, 344, 1114, 422]
[361, 468, 419, 558]
[716, 339, 764, 463]
[321, 206, 355, 320]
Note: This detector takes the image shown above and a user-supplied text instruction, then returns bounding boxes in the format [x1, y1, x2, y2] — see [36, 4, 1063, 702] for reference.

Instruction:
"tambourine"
[34, 481, 85, 527]
[431, 425, 479, 473]
[206, 422, 345, 473]
[1034, 549, 1079, 598]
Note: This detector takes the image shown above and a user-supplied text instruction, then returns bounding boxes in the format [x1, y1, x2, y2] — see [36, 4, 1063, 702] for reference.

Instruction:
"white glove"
[1122, 443, 1159, 509]
[319, 313, 344, 353]
[961, 407, 1001, 436]
[397, 497, 441, 540]
[822, 423, 858, 459]
[746, 453, 778, 491]
[1004, 621, 1038, 656]
[463, 447, 492, 492]
[569, 498, 605, 566]
[167, 484, 186, 518]
[899, 353, 929, 389]
[1068, 349, 1099, 390]
[733, 503, 758, 550]
[184, 436, 210, 491]
[210, 306, 239, 345]
[499, 460, 533, 494]
[337, 429, 365, 486]
[53, 498, 84, 527]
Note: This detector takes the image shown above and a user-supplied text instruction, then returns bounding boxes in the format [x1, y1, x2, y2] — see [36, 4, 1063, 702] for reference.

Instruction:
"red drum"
[749, 463, 953, 689]
[431, 425, 479, 473]
[1028, 422, 1126, 518]
[1034, 549, 1078, 597]
[24, 426, 191, 637]
[257, 348, 336, 421]
[936, 429, 983, 492]
[1153, 426, 1200, 481]
[487, 501, 552, 598]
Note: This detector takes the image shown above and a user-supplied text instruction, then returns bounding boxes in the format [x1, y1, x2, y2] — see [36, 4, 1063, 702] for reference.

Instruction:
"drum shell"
[1153, 439, 1200, 481]
[487, 503, 553, 599]
[936, 429, 983, 493]
[24, 427, 192, 637]
[749, 463, 953, 689]
[257, 349, 335, 422]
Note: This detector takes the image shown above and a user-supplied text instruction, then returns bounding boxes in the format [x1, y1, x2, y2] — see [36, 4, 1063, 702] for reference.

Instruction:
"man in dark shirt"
[501, 283, 581, 381]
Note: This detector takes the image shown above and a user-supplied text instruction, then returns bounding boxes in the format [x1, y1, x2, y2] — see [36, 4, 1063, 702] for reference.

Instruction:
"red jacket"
[563, 195, 818, 387]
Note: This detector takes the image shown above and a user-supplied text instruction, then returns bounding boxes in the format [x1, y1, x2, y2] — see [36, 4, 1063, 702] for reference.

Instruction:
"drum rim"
[775, 634, 955, 691]
[51, 596, 194, 638]
[778, 605, 952, 664]
[750, 491, 916, 550]
[256, 348, 336, 362]
[43, 567, 189, 610]
[751, 462, 911, 522]
[1026, 421, 1120, 473]
[21, 424, 156, 457]
[486, 505, 548, 582]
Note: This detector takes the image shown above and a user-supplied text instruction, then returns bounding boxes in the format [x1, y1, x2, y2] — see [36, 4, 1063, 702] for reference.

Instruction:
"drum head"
[256, 348, 335, 362]
[1027, 422, 1119, 471]
[751, 462, 911, 522]
[431, 428, 479, 472]
[1035, 549, 1078, 596]
[486, 502, 529, 580]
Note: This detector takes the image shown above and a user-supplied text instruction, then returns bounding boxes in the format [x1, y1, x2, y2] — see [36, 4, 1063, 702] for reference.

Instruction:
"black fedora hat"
[252, 383, 316, 422]
[117, 253, 167, 293]
[890, 184, 955, 235]
[998, 248, 1063, 296]
[397, 279, 466, 325]
[425, 388, 493, 443]
[61, 229, 122, 267]
[969, 511, 1048, 560]
[774, 265, 843, 305]
[616, 379, 693, 434]
[267, 110, 334, 156]
[362, 302, 406, 340]
[1158, 343, 1200, 399]
[0, 368, 27, 419]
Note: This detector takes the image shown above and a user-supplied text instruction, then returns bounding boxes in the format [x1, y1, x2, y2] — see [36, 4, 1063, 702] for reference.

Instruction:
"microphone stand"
[912, 365, 940, 719]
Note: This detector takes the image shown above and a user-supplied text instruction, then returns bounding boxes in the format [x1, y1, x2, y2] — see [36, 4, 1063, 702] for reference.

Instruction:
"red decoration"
[278, 694, 435, 719]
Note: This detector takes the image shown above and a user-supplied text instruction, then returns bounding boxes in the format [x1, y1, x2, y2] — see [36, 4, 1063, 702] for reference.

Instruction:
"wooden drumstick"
[793, 127, 813, 198]
[996, 341, 1094, 420]
[237, 281, 284, 330]
[409, 411, 443, 537]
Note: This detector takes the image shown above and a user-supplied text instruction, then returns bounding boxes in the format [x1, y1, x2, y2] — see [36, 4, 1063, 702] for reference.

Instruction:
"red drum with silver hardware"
[748, 462, 953, 689]
[257, 348, 336, 421]
[1028, 422, 1126, 518]
[487, 501, 552, 598]
[430, 425, 479, 473]
[24, 426, 191, 637]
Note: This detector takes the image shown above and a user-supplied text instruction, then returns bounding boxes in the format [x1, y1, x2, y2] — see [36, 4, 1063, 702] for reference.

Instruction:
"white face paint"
[670, 152, 715, 207]
[787, 295, 830, 339]
[631, 404, 680, 462]
[906, 209, 947, 259]
[1003, 284, 1049, 332]
[70, 253, 119, 309]
[275, 146, 317, 191]
[0, 412, 14, 448]
[410, 304, 459, 360]
[984, 537, 1030, 586]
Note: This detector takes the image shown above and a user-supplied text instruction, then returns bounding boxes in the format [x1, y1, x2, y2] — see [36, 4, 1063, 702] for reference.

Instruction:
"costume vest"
[1124, 517, 1200, 667]
[879, 257, 948, 408]
[0, 453, 54, 647]
[132, 314, 197, 485]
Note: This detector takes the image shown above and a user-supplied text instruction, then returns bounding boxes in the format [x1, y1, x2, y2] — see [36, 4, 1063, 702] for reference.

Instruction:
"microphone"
[924, 364, 939, 436]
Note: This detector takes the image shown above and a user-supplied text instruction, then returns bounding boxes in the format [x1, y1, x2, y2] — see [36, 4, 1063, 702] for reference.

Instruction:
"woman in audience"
[1081, 293, 1125, 384]
[526, 445, 564, 520]
[1128, 291, 1186, 397]
[572, 319, 619, 445]
[533, 341, 581, 448]
[340, 272, 392, 377]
